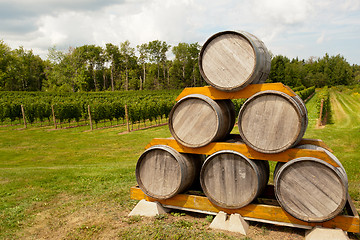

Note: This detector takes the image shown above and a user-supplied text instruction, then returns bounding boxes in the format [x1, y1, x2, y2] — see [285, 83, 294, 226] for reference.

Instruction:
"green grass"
[0, 122, 171, 239]
[0, 87, 359, 239]
[304, 87, 360, 201]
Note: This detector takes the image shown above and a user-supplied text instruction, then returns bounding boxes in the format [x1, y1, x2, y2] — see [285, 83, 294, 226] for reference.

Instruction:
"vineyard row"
[0, 86, 316, 129]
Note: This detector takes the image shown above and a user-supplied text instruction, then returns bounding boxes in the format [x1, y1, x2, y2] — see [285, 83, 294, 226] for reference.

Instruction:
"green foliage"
[1, 88, 360, 238]
[292, 85, 305, 92]
[232, 99, 246, 113]
[171, 212, 186, 217]
[268, 54, 356, 88]
[295, 86, 316, 101]
[205, 215, 214, 223]
[0, 90, 180, 126]
[1, 36, 360, 92]
[316, 86, 331, 123]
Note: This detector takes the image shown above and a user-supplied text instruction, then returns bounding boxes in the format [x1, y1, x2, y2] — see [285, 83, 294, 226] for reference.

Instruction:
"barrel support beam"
[130, 186, 360, 234]
[145, 137, 339, 167]
[175, 83, 296, 101]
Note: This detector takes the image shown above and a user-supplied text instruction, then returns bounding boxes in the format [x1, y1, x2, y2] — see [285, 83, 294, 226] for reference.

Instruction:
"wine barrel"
[274, 147, 348, 222]
[274, 144, 348, 183]
[136, 145, 204, 200]
[169, 94, 235, 148]
[200, 150, 269, 209]
[199, 30, 271, 92]
[238, 90, 308, 153]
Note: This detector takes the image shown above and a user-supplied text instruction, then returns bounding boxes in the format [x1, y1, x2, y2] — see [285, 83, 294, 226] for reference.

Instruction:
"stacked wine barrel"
[135, 30, 348, 223]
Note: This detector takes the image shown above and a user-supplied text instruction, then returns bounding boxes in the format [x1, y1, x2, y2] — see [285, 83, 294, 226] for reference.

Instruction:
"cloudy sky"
[1, 0, 359, 64]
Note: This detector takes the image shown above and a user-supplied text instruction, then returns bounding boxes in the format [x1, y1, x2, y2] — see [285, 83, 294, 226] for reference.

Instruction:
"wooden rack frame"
[130, 186, 359, 233]
[175, 83, 296, 101]
[132, 136, 360, 233]
[130, 83, 359, 233]
[145, 137, 338, 167]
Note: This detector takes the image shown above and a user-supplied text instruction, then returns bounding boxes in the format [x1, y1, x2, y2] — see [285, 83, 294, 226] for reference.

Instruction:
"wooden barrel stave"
[274, 149, 348, 222]
[238, 90, 308, 153]
[199, 30, 271, 92]
[136, 145, 204, 200]
[169, 94, 235, 148]
[200, 150, 269, 209]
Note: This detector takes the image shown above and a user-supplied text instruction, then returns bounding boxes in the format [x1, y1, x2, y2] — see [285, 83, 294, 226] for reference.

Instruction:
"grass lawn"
[0, 87, 359, 239]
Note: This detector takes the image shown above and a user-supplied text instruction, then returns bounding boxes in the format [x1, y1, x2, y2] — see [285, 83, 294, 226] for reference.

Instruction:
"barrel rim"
[238, 90, 304, 153]
[198, 30, 259, 92]
[296, 144, 348, 184]
[200, 150, 261, 209]
[168, 94, 221, 148]
[136, 145, 184, 200]
[274, 157, 348, 222]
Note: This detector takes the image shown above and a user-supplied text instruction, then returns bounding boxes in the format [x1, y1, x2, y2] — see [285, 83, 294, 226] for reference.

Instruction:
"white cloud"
[317, 32, 326, 44]
[252, 0, 313, 25]
[0, 0, 359, 64]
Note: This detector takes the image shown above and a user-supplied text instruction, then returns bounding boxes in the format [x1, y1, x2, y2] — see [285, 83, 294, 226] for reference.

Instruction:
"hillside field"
[0, 87, 359, 239]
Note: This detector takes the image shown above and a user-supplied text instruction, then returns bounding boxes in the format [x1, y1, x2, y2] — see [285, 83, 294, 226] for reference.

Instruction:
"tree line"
[1, 39, 359, 92]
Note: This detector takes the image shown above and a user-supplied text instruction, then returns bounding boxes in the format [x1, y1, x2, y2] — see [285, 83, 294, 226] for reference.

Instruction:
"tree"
[7, 47, 46, 91]
[187, 43, 202, 87]
[105, 43, 121, 91]
[172, 43, 189, 82]
[147, 40, 170, 89]
[45, 46, 87, 92]
[136, 43, 148, 90]
[0, 40, 12, 90]
[77, 45, 104, 91]
[268, 55, 290, 84]
[120, 40, 136, 91]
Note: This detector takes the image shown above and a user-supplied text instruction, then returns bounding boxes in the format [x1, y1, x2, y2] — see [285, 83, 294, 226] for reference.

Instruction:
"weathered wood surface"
[296, 144, 346, 179]
[145, 137, 339, 167]
[199, 30, 271, 92]
[274, 157, 348, 222]
[136, 145, 203, 199]
[130, 186, 360, 233]
[169, 94, 235, 148]
[238, 90, 308, 153]
[200, 150, 269, 209]
[175, 83, 296, 101]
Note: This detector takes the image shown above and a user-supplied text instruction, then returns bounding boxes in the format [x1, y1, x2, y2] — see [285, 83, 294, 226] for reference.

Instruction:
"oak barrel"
[238, 90, 308, 153]
[169, 94, 235, 148]
[199, 30, 271, 92]
[274, 146, 348, 222]
[274, 144, 348, 183]
[200, 150, 269, 209]
[136, 145, 204, 200]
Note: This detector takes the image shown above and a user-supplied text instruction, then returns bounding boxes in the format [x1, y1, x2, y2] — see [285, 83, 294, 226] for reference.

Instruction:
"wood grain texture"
[274, 157, 348, 222]
[136, 145, 203, 199]
[200, 150, 269, 209]
[238, 90, 307, 153]
[296, 144, 348, 184]
[169, 94, 235, 148]
[130, 186, 360, 233]
[199, 30, 271, 92]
